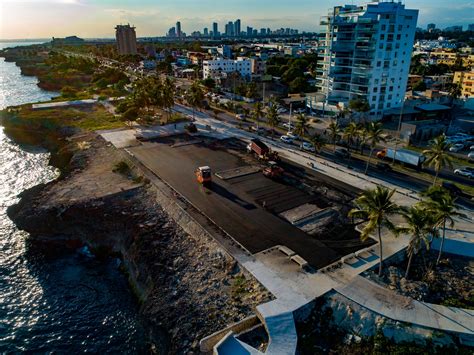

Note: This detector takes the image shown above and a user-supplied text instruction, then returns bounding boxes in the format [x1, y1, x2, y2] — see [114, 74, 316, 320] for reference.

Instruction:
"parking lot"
[129, 135, 370, 269]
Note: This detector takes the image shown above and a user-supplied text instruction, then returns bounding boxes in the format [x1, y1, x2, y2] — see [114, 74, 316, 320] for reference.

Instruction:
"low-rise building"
[453, 71, 474, 98]
[202, 57, 252, 80]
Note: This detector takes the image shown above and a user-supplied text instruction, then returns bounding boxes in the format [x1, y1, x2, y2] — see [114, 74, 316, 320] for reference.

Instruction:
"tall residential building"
[203, 28, 209, 36]
[453, 71, 474, 98]
[316, 1, 418, 120]
[213, 22, 219, 37]
[234, 19, 241, 37]
[115, 24, 137, 55]
[247, 26, 253, 37]
[468, 24, 474, 32]
[176, 21, 182, 38]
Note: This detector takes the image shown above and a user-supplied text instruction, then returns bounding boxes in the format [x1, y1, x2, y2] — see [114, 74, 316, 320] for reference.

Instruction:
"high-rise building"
[115, 24, 137, 55]
[234, 19, 241, 37]
[260, 28, 267, 36]
[445, 25, 462, 32]
[427, 23, 436, 31]
[213, 22, 219, 37]
[176, 21, 182, 38]
[468, 24, 474, 31]
[203, 28, 209, 36]
[316, 1, 418, 120]
[225, 21, 234, 36]
[247, 26, 253, 37]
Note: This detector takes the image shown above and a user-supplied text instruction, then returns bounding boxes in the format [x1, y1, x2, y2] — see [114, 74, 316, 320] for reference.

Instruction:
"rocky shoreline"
[7, 134, 272, 353]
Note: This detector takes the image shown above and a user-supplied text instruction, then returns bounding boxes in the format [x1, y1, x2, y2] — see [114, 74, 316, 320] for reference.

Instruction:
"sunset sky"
[1, 0, 473, 39]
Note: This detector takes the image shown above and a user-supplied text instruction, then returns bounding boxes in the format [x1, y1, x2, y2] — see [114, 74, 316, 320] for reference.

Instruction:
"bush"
[112, 161, 131, 175]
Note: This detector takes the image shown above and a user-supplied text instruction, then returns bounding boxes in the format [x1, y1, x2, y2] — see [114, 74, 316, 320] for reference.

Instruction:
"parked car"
[376, 162, 393, 172]
[280, 135, 294, 144]
[282, 122, 294, 130]
[277, 108, 288, 114]
[449, 144, 465, 153]
[442, 182, 463, 196]
[301, 142, 315, 152]
[470, 145, 474, 151]
[334, 148, 350, 159]
[454, 167, 474, 179]
[469, 152, 474, 162]
[235, 114, 245, 120]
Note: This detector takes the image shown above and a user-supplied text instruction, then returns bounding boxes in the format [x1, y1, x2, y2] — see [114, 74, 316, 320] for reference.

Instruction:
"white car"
[277, 108, 288, 114]
[449, 144, 465, 153]
[282, 122, 294, 130]
[235, 114, 245, 120]
[286, 132, 300, 140]
[454, 167, 474, 179]
[470, 145, 474, 151]
[280, 135, 294, 144]
[469, 152, 474, 161]
[301, 142, 315, 152]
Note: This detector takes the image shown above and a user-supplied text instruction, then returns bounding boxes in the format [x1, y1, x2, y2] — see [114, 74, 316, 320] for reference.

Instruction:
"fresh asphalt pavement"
[128, 138, 341, 269]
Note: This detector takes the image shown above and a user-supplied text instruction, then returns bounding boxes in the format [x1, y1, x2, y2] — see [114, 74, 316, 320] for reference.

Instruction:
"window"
[381, 24, 386, 31]
[372, 96, 377, 101]
[380, 34, 385, 40]
[373, 87, 378, 93]
[377, 61, 381, 67]
[389, 86, 394, 91]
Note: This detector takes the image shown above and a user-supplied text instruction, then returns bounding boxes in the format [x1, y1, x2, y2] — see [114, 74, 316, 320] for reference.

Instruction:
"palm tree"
[266, 101, 280, 139]
[327, 121, 341, 152]
[421, 189, 463, 265]
[294, 113, 310, 137]
[349, 186, 401, 276]
[162, 77, 175, 123]
[358, 125, 369, 155]
[187, 81, 204, 120]
[343, 122, 359, 152]
[423, 135, 453, 186]
[399, 206, 433, 278]
[364, 122, 386, 174]
[252, 101, 264, 129]
[310, 133, 326, 153]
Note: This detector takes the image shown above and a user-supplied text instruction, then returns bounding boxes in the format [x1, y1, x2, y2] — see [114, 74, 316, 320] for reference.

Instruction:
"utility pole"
[392, 98, 404, 165]
[289, 102, 293, 133]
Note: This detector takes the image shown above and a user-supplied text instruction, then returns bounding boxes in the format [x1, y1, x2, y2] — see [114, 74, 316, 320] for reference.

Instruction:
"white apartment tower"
[317, 1, 418, 120]
[115, 24, 137, 55]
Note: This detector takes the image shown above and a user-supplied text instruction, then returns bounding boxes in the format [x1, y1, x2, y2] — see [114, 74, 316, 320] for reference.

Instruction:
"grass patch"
[231, 274, 249, 300]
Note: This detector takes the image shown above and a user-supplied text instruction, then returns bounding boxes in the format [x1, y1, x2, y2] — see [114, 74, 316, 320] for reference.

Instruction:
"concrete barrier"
[200, 315, 260, 353]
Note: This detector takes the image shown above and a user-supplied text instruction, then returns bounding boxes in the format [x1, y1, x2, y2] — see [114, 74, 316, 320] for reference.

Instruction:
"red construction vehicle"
[263, 161, 284, 179]
[195, 166, 212, 186]
[247, 138, 280, 162]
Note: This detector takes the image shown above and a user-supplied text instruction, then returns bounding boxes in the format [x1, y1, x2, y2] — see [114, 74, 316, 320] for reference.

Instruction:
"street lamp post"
[289, 102, 293, 134]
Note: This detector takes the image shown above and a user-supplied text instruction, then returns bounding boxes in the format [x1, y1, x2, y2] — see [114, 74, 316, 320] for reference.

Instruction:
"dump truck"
[263, 161, 284, 179]
[195, 166, 212, 186]
[247, 138, 280, 161]
[376, 148, 426, 169]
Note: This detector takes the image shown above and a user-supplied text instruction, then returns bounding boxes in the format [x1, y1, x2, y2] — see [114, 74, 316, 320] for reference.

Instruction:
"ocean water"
[0, 41, 147, 353]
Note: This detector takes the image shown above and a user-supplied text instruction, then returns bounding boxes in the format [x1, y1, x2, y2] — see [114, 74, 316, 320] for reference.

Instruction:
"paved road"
[128, 138, 342, 269]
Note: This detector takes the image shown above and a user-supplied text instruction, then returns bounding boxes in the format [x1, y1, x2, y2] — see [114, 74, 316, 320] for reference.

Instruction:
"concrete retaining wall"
[200, 315, 260, 353]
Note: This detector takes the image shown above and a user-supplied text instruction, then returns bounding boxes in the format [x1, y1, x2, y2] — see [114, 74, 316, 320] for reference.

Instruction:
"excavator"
[195, 166, 212, 186]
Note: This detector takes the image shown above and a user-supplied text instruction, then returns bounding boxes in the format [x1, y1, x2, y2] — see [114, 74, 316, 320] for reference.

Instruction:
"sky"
[0, 0, 473, 40]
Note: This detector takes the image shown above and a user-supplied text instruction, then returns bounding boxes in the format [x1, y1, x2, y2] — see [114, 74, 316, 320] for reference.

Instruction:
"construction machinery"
[247, 138, 280, 162]
[263, 161, 284, 179]
[196, 166, 212, 186]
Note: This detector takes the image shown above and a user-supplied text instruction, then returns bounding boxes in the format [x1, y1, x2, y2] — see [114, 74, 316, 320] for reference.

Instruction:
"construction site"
[128, 134, 373, 271]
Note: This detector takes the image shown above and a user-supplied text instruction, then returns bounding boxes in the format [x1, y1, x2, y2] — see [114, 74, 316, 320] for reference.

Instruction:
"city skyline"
[1, 0, 473, 39]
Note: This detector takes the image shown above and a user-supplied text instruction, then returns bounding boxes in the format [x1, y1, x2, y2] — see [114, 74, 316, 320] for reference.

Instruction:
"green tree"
[310, 133, 326, 153]
[349, 186, 401, 276]
[294, 113, 310, 137]
[252, 101, 264, 128]
[399, 206, 433, 279]
[421, 188, 463, 265]
[343, 122, 359, 152]
[412, 80, 427, 92]
[364, 122, 386, 174]
[447, 83, 462, 105]
[187, 81, 205, 120]
[348, 99, 370, 123]
[422, 135, 453, 186]
[266, 101, 281, 139]
[327, 121, 341, 152]
[162, 77, 175, 123]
